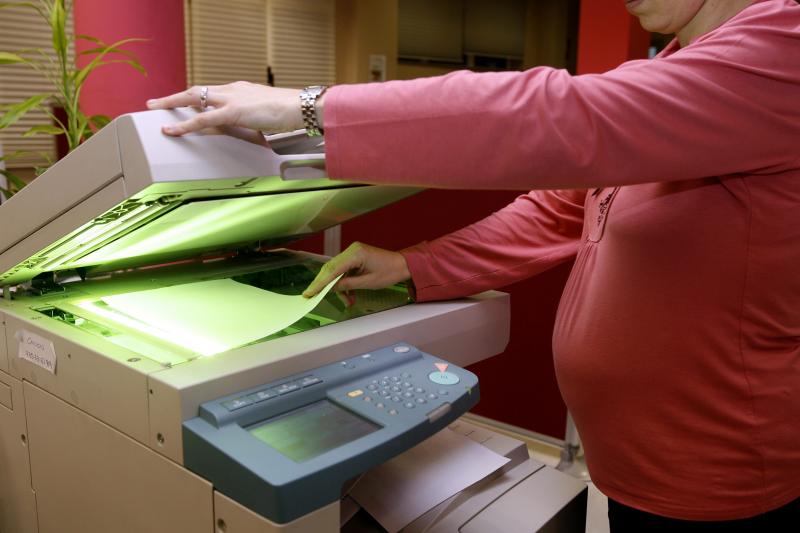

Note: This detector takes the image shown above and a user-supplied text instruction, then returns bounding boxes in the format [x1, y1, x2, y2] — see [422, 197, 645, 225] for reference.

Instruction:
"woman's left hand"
[146, 81, 303, 136]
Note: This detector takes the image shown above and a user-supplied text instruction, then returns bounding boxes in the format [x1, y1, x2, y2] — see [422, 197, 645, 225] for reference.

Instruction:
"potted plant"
[0, 0, 145, 198]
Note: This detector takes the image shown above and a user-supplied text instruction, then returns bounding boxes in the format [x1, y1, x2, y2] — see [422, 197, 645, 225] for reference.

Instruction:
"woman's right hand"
[303, 242, 411, 299]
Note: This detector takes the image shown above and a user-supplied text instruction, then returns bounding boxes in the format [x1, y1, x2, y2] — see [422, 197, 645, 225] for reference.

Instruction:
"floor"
[465, 416, 610, 533]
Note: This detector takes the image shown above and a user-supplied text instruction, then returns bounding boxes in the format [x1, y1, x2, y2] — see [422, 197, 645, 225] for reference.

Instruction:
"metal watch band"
[299, 85, 327, 137]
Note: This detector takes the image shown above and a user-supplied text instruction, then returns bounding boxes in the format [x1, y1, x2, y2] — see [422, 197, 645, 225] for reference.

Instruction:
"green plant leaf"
[22, 124, 64, 137]
[1, 168, 28, 190]
[75, 34, 103, 44]
[88, 114, 111, 130]
[73, 37, 148, 88]
[79, 46, 140, 61]
[0, 2, 39, 11]
[50, 0, 67, 56]
[76, 112, 89, 138]
[0, 51, 27, 65]
[0, 150, 25, 163]
[0, 93, 50, 129]
[89, 59, 147, 76]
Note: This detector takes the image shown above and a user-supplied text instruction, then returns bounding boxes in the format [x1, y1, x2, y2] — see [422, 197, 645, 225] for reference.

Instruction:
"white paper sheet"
[349, 428, 510, 533]
[101, 276, 341, 356]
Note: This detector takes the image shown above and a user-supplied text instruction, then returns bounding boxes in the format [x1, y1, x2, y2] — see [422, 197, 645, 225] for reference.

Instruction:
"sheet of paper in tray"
[349, 427, 510, 533]
[100, 276, 341, 356]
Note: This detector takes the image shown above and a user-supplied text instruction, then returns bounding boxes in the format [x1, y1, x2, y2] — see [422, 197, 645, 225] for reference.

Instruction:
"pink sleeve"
[323, 20, 799, 190]
[400, 188, 586, 302]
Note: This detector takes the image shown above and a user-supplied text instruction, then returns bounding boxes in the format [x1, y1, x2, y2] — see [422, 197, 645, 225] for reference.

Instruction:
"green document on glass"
[101, 276, 342, 356]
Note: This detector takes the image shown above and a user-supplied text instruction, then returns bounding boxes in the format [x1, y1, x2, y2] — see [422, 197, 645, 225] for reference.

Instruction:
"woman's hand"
[303, 242, 412, 299]
[146, 81, 303, 136]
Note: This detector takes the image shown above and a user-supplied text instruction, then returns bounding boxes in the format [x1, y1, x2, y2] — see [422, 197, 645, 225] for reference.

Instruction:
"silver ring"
[199, 86, 208, 110]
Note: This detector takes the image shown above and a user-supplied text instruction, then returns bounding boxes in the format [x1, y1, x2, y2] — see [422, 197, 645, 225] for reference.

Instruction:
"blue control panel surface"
[183, 343, 479, 524]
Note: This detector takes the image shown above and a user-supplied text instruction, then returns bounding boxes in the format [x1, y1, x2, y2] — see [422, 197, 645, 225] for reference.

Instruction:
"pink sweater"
[324, 0, 800, 521]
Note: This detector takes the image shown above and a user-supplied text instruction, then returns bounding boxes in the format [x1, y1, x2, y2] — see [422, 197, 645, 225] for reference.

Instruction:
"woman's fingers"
[302, 243, 412, 299]
[160, 108, 229, 136]
[147, 86, 208, 110]
[148, 82, 304, 134]
[303, 253, 362, 298]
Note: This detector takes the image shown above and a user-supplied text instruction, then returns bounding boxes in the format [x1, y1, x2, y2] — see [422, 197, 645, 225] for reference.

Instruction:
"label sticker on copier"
[16, 330, 57, 374]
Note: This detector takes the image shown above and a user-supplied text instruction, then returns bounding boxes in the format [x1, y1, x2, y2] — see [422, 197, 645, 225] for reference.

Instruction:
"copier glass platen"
[0, 109, 582, 533]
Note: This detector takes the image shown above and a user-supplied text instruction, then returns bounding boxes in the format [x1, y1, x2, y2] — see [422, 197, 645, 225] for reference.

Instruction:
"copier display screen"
[248, 400, 379, 463]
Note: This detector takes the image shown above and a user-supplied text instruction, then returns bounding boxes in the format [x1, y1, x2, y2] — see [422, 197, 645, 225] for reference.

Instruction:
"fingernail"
[146, 99, 155, 108]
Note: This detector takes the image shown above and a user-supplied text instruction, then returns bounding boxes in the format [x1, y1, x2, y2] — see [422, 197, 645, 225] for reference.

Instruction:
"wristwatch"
[299, 85, 327, 137]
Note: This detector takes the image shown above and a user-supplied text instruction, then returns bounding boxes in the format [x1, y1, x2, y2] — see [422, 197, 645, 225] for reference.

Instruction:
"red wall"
[577, 0, 651, 74]
[73, 0, 186, 119]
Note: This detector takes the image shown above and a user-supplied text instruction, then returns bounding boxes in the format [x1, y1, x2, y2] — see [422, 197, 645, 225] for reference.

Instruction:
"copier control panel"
[183, 343, 479, 523]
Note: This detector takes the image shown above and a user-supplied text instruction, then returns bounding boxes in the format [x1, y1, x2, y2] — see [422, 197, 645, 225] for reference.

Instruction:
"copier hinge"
[29, 272, 65, 296]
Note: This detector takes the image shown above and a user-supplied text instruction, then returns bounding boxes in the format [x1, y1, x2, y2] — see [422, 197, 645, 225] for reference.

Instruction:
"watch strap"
[300, 85, 327, 137]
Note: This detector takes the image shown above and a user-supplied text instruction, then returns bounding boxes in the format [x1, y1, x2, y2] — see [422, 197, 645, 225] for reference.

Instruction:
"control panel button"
[247, 390, 277, 403]
[416, 397, 427, 404]
[428, 371, 460, 386]
[415, 387, 425, 394]
[438, 389, 449, 396]
[391, 396, 402, 403]
[393, 346, 411, 353]
[367, 384, 378, 391]
[389, 409, 398, 415]
[347, 389, 364, 398]
[299, 376, 322, 387]
[376, 402, 385, 409]
[276, 383, 300, 395]
[363, 396, 373, 403]
[404, 402, 415, 409]
[222, 397, 253, 411]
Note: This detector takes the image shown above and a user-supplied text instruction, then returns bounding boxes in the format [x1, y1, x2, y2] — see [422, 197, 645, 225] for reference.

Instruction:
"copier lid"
[0, 109, 419, 286]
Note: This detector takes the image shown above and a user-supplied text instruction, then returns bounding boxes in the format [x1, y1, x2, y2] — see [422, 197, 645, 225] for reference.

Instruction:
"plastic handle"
[277, 153, 327, 181]
[264, 129, 327, 180]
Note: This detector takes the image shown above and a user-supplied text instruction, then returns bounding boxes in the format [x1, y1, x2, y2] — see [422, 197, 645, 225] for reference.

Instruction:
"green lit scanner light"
[82, 275, 342, 357]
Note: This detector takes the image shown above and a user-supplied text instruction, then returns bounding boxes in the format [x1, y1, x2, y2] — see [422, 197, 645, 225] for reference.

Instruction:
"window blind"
[0, 4, 74, 168]
[463, 0, 525, 58]
[398, 0, 463, 63]
[185, 0, 269, 87]
[266, 0, 335, 89]
[185, 0, 335, 90]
